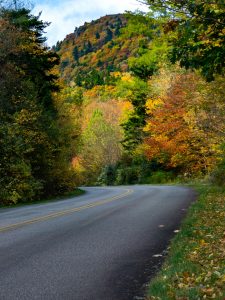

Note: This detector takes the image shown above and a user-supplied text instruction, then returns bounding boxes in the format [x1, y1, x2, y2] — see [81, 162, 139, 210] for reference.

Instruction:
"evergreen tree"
[105, 28, 113, 42]
[72, 46, 79, 61]
[84, 40, 93, 54]
[95, 31, 100, 39]
[114, 26, 120, 36]
[121, 79, 148, 151]
[0, 7, 75, 204]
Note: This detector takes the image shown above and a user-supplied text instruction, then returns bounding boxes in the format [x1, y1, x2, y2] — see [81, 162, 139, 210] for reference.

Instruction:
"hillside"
[54, 14, 144, 88]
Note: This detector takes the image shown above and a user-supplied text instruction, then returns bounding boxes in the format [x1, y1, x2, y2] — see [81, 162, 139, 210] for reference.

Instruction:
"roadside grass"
[0, 188, 85, 209]
[146, 184, 225, 300]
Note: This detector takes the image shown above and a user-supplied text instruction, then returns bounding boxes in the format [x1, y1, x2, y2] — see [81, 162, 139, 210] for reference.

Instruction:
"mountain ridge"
[54, 13, 143, 87]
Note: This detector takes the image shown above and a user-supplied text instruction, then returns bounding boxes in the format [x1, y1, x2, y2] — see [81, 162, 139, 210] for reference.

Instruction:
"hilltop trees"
[56, 14, 139, 83]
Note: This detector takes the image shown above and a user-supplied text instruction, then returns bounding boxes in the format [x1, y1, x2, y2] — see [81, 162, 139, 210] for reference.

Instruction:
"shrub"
[148, 170, 175, 184]
[97, 165, 116, 186]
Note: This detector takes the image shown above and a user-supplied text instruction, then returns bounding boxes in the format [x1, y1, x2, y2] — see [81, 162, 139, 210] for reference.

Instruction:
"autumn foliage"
[144, 73, 220, 175]
[1, 4, 224, 203]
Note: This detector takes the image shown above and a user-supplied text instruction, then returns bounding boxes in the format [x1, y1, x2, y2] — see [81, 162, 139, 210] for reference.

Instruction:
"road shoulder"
[146, 184, 225, 300]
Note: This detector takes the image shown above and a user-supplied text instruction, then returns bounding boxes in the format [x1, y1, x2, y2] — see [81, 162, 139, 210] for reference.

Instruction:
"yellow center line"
[0, 188, 133, 233]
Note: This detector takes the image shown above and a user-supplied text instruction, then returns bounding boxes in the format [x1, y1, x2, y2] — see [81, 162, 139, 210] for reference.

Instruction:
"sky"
[32, 0, 148, 46]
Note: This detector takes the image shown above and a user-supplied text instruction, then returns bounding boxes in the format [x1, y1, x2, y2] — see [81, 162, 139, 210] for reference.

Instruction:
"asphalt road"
[0, 185, 196, 300]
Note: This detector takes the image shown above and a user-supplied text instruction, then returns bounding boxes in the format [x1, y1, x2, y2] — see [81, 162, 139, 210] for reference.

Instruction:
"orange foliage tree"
[143, 72, 220, 175]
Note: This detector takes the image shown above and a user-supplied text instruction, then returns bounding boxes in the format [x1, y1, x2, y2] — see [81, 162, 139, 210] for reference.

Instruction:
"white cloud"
[32, 0, 148, 46]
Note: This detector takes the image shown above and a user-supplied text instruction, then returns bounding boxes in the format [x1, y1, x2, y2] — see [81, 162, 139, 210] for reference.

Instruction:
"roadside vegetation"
[0, 2, 78, 205]
[0, 188, 85, 209]
[146, 184, 225, 300]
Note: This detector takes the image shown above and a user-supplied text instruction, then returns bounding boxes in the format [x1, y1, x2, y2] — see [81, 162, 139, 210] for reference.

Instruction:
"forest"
[0, 0, 224, 205]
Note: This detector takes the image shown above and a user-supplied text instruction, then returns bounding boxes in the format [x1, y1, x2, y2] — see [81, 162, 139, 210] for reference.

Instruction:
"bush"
[209, 165, 225, 186]
[96, 157, 176, 186]
[209, 145, 225, 186]
[115, 166, 142, 185]
[147, 170, 175, 184]
[97, 165, 117, 186]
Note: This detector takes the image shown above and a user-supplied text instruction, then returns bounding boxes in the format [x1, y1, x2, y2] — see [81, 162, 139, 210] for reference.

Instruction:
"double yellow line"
[0, 188, 133, 233]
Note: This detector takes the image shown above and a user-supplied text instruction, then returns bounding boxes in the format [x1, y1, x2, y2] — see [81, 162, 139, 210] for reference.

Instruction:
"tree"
[143, 72, 220, 175]
[105, 28, 113, 42]
[78, 109, 122, 184]
[144, 0, 225, 81]
[84, 40, 93, 54]
[95, 31, 100, 39]
[114, 26, 120, 36]
[129, 51, 159, 80]
[117, 75, 149, 152]
[72, 46, 79, 61]
[0, 7, 75, 204]
[118, 13, 169, 152]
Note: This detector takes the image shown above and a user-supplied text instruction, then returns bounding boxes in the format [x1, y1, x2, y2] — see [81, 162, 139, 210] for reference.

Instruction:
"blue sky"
[32, 0, 148, 46]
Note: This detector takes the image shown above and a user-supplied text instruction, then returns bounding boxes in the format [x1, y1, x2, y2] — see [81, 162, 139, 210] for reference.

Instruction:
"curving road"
[0, 185, 196, 300]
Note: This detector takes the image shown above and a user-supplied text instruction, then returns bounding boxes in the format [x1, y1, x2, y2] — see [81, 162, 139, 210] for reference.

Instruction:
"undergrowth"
[147, 185, 225, 300]
[0, 188, 85, 209]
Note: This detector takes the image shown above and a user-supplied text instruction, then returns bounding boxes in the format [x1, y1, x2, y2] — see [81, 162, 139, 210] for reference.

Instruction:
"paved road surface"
[0, 185, 196, 300]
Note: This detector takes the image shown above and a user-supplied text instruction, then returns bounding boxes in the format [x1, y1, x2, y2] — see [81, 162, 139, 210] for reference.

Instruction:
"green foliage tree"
[61, 58, 70, 70]
[74, 69, 105, 89]
[119, 13, 169, 152]
[79, 109, 122, 184]
[118, 78, 149, 151]
[105, 28, 113, 42]
[72, 46, 79, 61]
[84, 40, 93, 54]
[114, 26, 120, 36]
[95, 31, 100, 39]
[129, 52, 159, 80]
[0, 7, 75, 205]
[144, 0, 225, 81]
[97, 165, 117, 186]
[53, 40, 62, 52]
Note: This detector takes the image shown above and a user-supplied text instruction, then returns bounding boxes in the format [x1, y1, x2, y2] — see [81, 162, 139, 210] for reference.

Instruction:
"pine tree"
[72, 46, 79, 61]
[0, 7, 75, 204]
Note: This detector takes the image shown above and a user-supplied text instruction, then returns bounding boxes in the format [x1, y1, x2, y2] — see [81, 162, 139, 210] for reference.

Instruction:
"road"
[0, 185, 196, 300]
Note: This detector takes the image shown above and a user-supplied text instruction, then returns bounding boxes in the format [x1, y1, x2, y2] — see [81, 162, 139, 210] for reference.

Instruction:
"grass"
[0, 188, 85, 209]
[146, 184, 225, 300]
